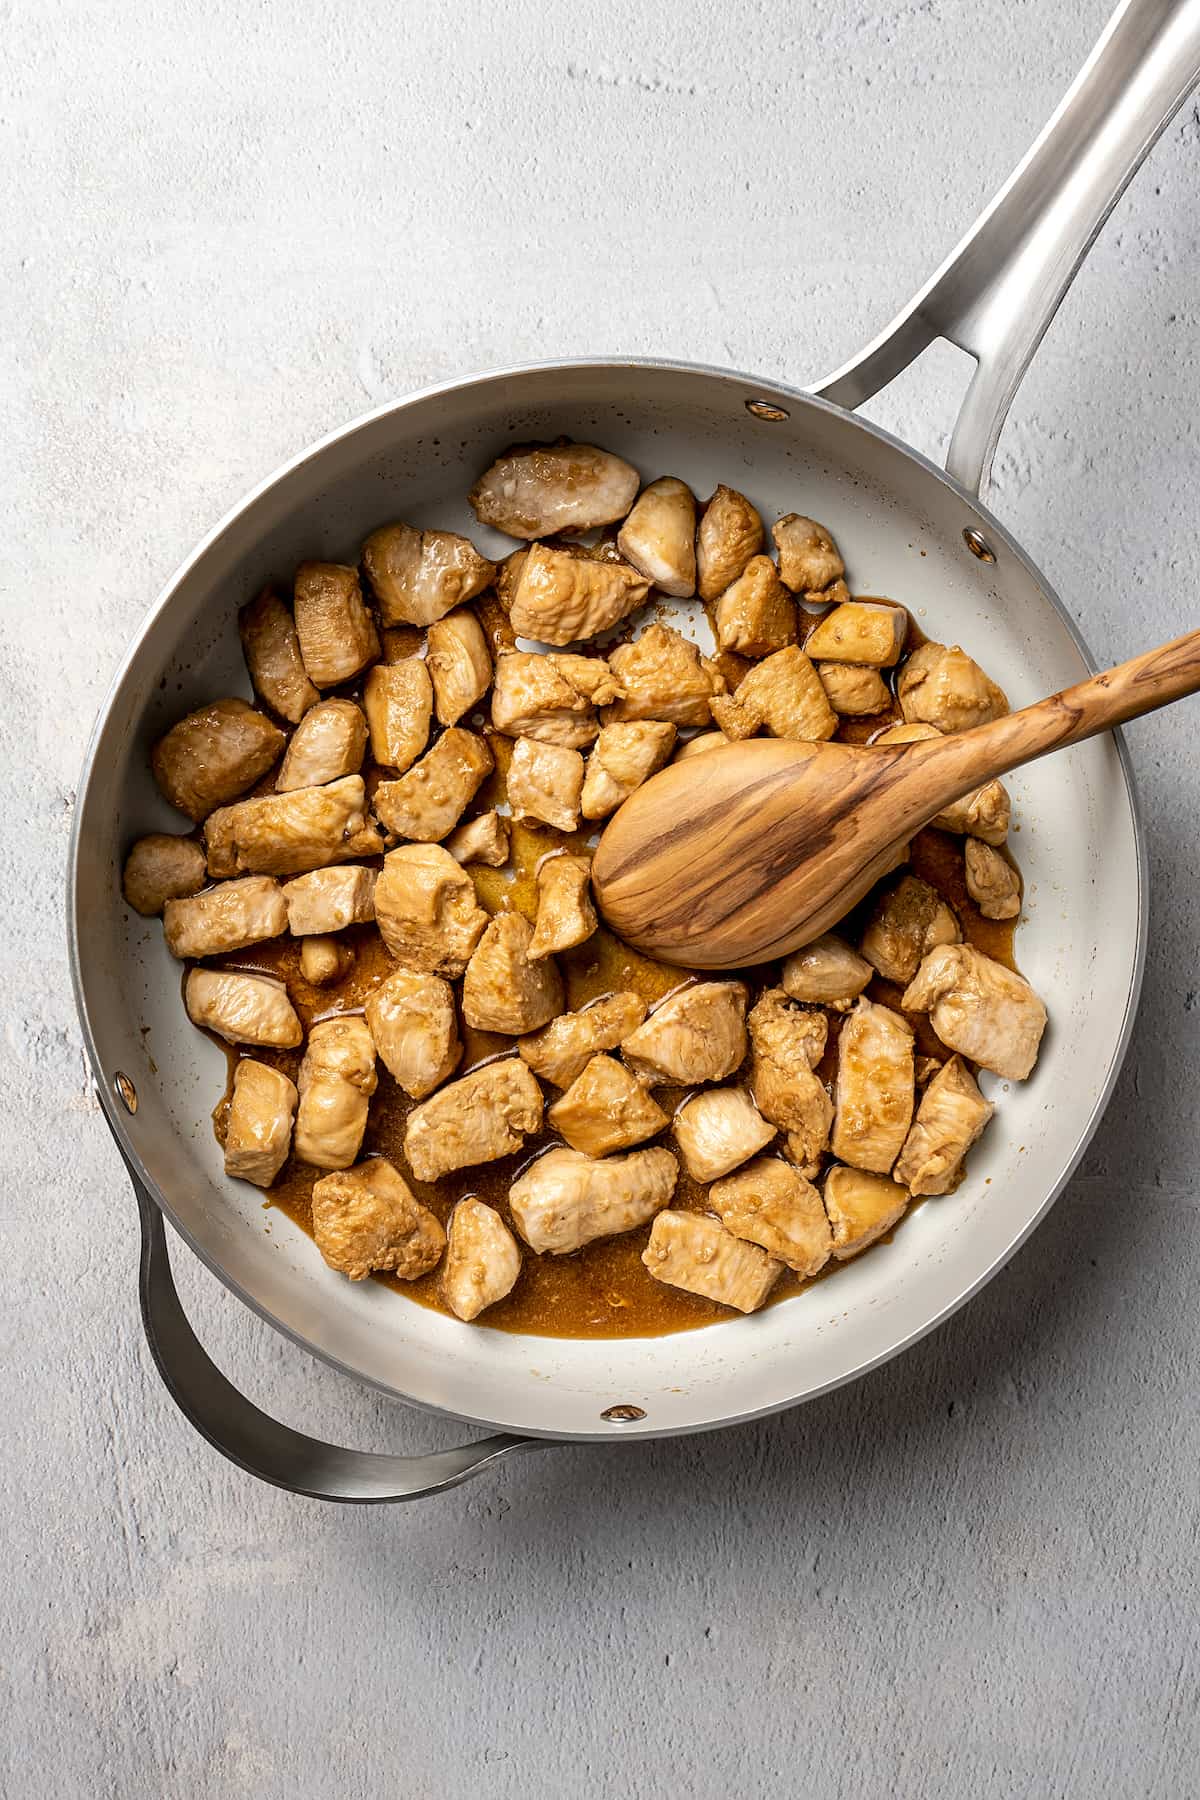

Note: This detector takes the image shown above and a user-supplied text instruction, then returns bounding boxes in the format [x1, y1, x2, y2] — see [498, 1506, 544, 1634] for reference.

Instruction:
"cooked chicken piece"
[294, 1016, 378, 1171]
[361, 523, 494, 627]
[581, 721, 676, 819]
[616, 477, 697, 597]
[621, 981, 748, 1086]
[830, 997, 915, 1173]
[293, 562, 380, 687]
[469, 443, 640, 539]
[915, 1054, 944, 1087]
[547, 1054, 668, 1157]
[373, 843, 488, 976]
[509, 1145, 677, 1254]
[509, 543, 650, 645]
[122, 833, 207, 916]
[527, 853, 596, 960]
[442, 1199, 522, 1321]
[404, 1058, 543, 1182]
[184, 968, 302, 1048]
[823, 1165, 910, 1259]
[506, 736, 584, 832]
[490, 650, 617, 748]
[602, 624, 726, 728]
[671, 1088, 776, 1181]
[151, 698, 286, 822]
[311, 1157, 445, 1281]
[696, 484, 764, 602]
[224, 1060, 297, 1188]
[238, 588, 319, 723]
[749, 986, 828, 1071]
[364, 966, 460, 1099]
[444, 811, 510, 867]
[861, 874, 962, 985]
[519, 991, 647, 1088]
[817, 662, 890, 716]
[781, 933, 873, 1011]
[300, 935, 353, 985]
[805, 600, 907, 667]
[898, 641, 1009, 732]
[642, 1211, 781, 1313]
[163, 875, 287, 959]
[873, 721, 1011, 843]
[426, 610, 493, 725]
[362, 660, 432, 773]
[747, 987, 832, 1174]
[494, 547, 529, 613]
[710, 645, 836, 742]
[205, 776, 379, 878]
[709, 1158, 831, 1276]
[281, 865, 376, 935]
[713, 556, 798, 657]
[374, 728, 493, 842]
[894, 1055, 995, 1195]
[964, 838, 1021, 920]
[275, 698, 368, 792]
[771, 514, 845, 595]
[462, 912, 563, 1034]
[671, 730, 729, 761]
[901, 943, 1047, 1080]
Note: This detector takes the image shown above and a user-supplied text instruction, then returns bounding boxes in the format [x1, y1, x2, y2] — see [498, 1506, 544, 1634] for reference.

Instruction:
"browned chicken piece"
[621, 981, 749, 1086]
[205, 776, 379, 878]
[671, 730, 729, 761]
[361, 522, 494, 627]
[519, 991, 647, 1088]
[616, 477, 697, 597]
[581, 721, 676, 819]
[426, 609, 493, 725]
[817, 662, 890, 716]
[122, 833, 207, 916]
[311, 1157, 445, 1281]
[860, 874, 962, 985]
[300, 935, 353, 985]
[469, 443, 640, 539]
[642, 1210, 782, 1313]
[964, 838, 1021, 920]
[293, 562, 380, 687]
[772, 514, 845, 595]
[506, 736, 585, 832]
[547, 1054, 668, 1157]
[709, 1158, 832, 1277]
[373, 843, 488, 976]
[901, 943, 1047, 1081]
[151, 698, 286, 822]
[281, 865, 376, 935]
[696, 484, 764, 602]
[276, 698, 368, 792]
[490, 650, 616, 748]
[873, 721, 1011, 843]
[223, 1060, 297, 1188]
[442, 1199, 523, 1321]
[781, 933, 873, 1010]
[404, 1058, 543, 1182]
[508, 543, 650, 645]
[238, 588, 319, 723]
[364, 966, 461, 1099]
[747, 987, 832, 1174]
[830, 997, 915, 1173]
[444, 811, 510, 867]
[294, 1015, 378, 1171]
[509, 1145, 677, 1254]
[185, 968, 302, 1047]
[362, 660, 432, 773]
[823, 1165, 910, 1259]
[898, 640, 1009, 732]
[915, 1054, 944, 1087]
[163, 875, 287, 959]
[671, 1088, 776, 1181]
[713, 556, 798, 657]
[805, 600, 907, 667]
[894, 1055, 995, 1195]
[374, 728, 493, 842]
[528, 853, 597, 960]
[602, 624, 726, 728]
[494, 547, 529, 613]
[710, 645, 836, 743]
[462, 912, 563, 1034]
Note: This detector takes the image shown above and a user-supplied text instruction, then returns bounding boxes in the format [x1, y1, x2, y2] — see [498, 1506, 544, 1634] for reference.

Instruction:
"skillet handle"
[811, 0, 1200, 495]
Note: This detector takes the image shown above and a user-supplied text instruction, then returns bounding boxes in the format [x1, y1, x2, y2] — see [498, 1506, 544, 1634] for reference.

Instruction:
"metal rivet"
[601, 1404, 646, 1423]
[114, 1071, 138, 1115]
[745, 398, 789, 422]
[963, 527, 996, 563]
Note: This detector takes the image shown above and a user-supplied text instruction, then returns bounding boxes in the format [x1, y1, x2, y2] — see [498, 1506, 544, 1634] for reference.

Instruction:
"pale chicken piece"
[490, 650, 616, 748]
[894, 1055, 995, 1196]
[444, 811, 510, 867]
[710, 645, 836, 743]
[281, 865, 376, 935]
[964, 838, 1021, 920]
[830, 997, 915, 1174]
[616, 477, 697, 597]
[151, 699, 286, 822]
[771, 513, 845, 595]
[293, 561, 380, 687]
[509, 1145, 677, 1254]
[223, 1060, 297, 1188]
[621, 981, 748, 1086]
[805, 600, 907, 667]
[404, 1058, 543, 1182]
[300, 935, 353, 986]
[361, 523, 494, 627]
[861, 874, 962, 985]
[374, 728, 493, 842]
[696, 484, 764, 602]
[901, 943, 1047, 1081]
[781, 933, 873, 1011]
[442, 1199, 522, 1321]
[602, 624, 726, 728]
[509, 543, 650, 645]
[709, 1158, 832, 1277]
[364, 966, 460, 1099]
[294, 1016, 378, 1171]
[823, 1165, 910, 1259]
[185, 968, 302, 1047]
[642, 1211, 781, 1313]
[506, 736, 585, 832]
[817, 662, 890, 716]
[462, 912, 563, 1034]
[238, 588, 319, 723]
[426, 609, 493, 725]
[373, 843, 488, 976]
[581, 721, 676, 819]
[713, 556, 798, 657]
[873, 721, 1011, 843]
[275, 698, 368, 792]
[362, 660, 432, 772]
[547, 1054, 668, 1157]
[204, 776, 380, 878]
[519, 992, 647, 1088]
[898, 640, 1009, 732]
[529, 853, 597, 959]
[747, 988, 832, 1174]
[311, 1157, 445, 1281]
[671, 731, 728, 761]
[671, 1088, 776, 1181]
[163, 875, 288, 959]
[122, 833, 207, 917]
[469, 442, 640, 539]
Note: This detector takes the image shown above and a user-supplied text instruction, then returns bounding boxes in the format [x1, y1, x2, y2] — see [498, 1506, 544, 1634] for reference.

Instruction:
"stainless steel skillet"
[68, 0, 1200, 1500]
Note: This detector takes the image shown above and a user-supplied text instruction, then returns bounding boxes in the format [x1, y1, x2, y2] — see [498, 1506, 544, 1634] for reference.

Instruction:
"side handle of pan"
[812, 0, 1200, 496]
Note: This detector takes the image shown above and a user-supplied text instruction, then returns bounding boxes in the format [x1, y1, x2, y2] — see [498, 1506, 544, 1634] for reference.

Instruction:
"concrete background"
[4, 1, 1199, 1794]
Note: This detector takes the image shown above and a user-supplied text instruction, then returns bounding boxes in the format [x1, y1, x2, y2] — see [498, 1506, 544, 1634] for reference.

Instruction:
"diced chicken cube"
[224, 1060, 297, 1188]
[529, 853, 597, 959]
[509, 543, 650, 645]
[469, 442, 640, 539]
[293, 562, 380, 687]
[275, 698, 368, 792]
[696, 485, 764, 602]
[603, 624, 726, 728]
[311, 1157, 445, 1281]
[442, 1199, 522, 1321]
[205, 776, 380, 878]
[163, 875, 287, 959]
[964, 838, 1021, 920]
[873, 720, 1011, 842]
[462, 912, 563, 1034]
[823, 1165, 910, 1259]
[238, 588, 319, 723]
[547, 1054, 668, 1157]
[709, 1158, 832, 1277]
[444, 811, 510, 867]
[621, 981, 748, 1086]
[901, 944, 1047, 1081]
[404, 1058, 543, 1182]
[294, 1016, 377, 1171]
[747, 988, 832, 1174]
[817, 662, 890, 716]
[122, 833, 207, 917]
[152, 698, 286, 822]
[300, 935, 353, 986]
[185, 968, 302, 1047]
[506, 736, 584, 832]
[364, 966, 460, 1099]
[772, 514, 844, 595]
[898, 641, 1009, 732]
[830, 997, 915, 1173]
[361, 523, 494, 627]
[713, 556, 798, 657]
[781, 933, 873, 1010]
[509, 1145, 677, 1254]
[642, 1211, 781, 1313]
[710, 645, 836, 742]
[282, 865, 376, 935]
[860, 874, 962, 986]
[894, 1054, 995, 1195]
[581, 721, 676, 819]
[519, 992, 647, 1088]
[374, 728, 493, 842]
[426, 610, 493, 725]
[490, 651, 618, 748]
[671, 1088, 776, 1181]
[362, 660, 432, 773]
[616, 477, 697, 597]
[805, 600, 907, 667]
[373, 843, 488, 976]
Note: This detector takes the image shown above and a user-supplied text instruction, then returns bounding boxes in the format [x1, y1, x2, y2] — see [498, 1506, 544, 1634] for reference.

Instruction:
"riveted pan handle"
[812, 0, 1200, 495]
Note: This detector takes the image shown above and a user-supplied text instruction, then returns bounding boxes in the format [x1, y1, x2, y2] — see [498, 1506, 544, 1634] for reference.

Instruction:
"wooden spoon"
[592, 629, 1200, 968]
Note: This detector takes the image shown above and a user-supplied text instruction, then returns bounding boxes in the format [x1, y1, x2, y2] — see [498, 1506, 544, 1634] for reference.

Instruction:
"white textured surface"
[4, 1, 1200, 1794]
